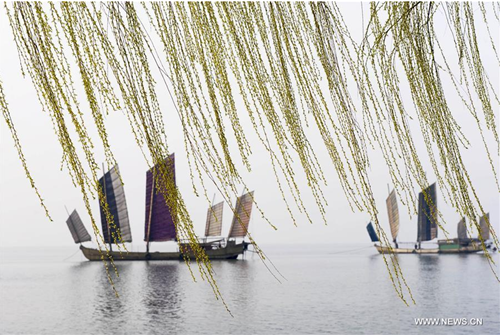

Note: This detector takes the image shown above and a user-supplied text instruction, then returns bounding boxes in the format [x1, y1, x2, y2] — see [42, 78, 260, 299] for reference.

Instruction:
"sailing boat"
[191, 200, 225, 248]
[66, 154, 251, 261]
[179, 191, 254, 253]
[367, 183, 493, 254]
[438, 213, 493, 252]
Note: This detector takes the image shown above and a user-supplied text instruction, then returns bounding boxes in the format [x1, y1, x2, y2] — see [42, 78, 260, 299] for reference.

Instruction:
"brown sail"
[417, 183, 438, 242]
[479, 213, 490, 241]
[228, 191, 254, 238]
[205, 201, 224, 237]
[386, 189, 399, 242]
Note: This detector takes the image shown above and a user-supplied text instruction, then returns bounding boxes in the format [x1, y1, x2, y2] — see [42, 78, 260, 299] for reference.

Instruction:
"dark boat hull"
[80, 241, 248, 261]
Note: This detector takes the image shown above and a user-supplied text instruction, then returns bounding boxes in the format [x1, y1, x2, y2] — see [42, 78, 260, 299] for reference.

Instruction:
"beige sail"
[386, 189, 399, 241]
[457, 217, 468, 240]
[205, 201, 224, 237]
[228, 191, 254, 238]
[479, 213, 490, 241]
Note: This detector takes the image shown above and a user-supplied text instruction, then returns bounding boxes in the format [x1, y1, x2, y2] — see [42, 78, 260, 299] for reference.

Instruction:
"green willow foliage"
[2, 2, 499, 305]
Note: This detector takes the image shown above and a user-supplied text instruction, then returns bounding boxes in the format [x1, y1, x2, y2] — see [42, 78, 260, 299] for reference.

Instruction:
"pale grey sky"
[0, 3, 498, 248]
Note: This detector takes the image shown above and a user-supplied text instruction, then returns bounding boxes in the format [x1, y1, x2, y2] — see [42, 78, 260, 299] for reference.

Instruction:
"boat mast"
[146, 173, 155, 254]
[102, 163, 112, 252]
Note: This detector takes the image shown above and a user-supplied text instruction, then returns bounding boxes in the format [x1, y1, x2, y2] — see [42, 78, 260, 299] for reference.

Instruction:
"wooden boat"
[366, 183, 493, 254]
[79, 240, 249, 261]
[65, 154, 254, 261]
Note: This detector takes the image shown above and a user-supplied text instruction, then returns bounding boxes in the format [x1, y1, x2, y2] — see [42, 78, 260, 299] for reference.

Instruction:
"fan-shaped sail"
[228, 191, 254, 238]
[386, 189, 399, 241]
[366, 222, 379, 242]
[66, 210, 91, 244]
[417, 183, 438, 242]
[205, 201, 224, 237]
[457, 217, 468, 240]
[479, 213, 490, 241]
[99, 165, 132, 243]
[144, 154, 177, 242]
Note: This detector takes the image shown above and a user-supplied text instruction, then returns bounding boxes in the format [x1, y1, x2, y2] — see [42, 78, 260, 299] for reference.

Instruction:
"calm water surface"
[1, 244, 499, 334]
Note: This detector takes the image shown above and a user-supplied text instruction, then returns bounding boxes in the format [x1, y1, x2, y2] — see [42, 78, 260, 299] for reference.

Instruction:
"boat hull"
[374, 243, 485, 254]
[80, 241, 248, 261]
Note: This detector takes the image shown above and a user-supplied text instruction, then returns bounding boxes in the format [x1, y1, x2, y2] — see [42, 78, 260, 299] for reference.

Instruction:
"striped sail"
[457, 217, 468, 240]
[386, 189, 400, 241]
[98, 165, 132, 244]
[417, 183, 438, 242]
[66, 210, 91, 244]
[144, 154, 177, 242]
[479, 213, 490, 241]
[205, 201, 224, 237]
[366, 222, 379, 242]
[228, 191, 254, 238]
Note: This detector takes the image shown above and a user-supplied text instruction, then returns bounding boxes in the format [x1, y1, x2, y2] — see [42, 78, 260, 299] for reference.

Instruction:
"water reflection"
[417, 255, 441, 291]
[142, 262, 182, 320]
[417, 254, 441, 272]
[416, 255, 443, 315]
[67, 260, 184, 333]
[93, 262, 133, 326]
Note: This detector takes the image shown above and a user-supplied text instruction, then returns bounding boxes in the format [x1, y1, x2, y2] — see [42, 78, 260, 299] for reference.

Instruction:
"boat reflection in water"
[143, 263, 182, 320]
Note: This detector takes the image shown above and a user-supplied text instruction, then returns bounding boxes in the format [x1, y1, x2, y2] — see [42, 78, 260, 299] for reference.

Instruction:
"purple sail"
[144, 154, 177, 242]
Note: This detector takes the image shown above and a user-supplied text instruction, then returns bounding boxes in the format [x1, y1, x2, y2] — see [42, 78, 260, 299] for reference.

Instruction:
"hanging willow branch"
[2, 2, 498, 305]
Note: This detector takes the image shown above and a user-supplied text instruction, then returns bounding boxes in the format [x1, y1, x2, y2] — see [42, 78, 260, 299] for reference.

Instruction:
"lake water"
[0, 244, 499, 334]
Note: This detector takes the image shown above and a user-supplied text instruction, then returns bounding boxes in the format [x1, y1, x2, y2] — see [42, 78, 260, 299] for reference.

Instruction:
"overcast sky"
[0, 3, 498, 249]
